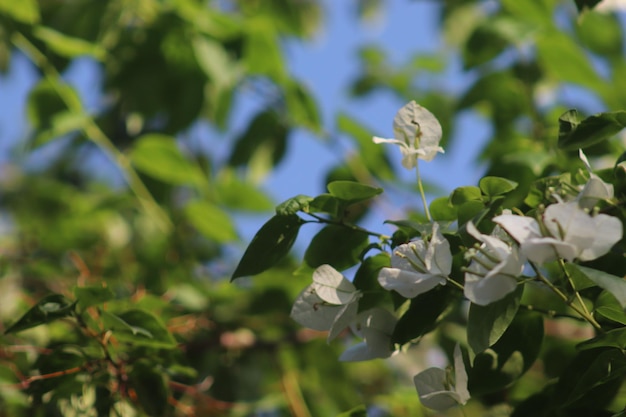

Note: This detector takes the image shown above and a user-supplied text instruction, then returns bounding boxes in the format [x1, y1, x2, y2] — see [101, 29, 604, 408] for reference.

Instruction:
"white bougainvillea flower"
[378, 222, 451, 298]
[373, 100, 444, 169]
[290, 265, 360, 342]
[493, 202, 623, 264]
[464, 221, 525, 306]
[577, 149, 614, 210]
[414, 344, 470, 411]
[339, 308, 397, 362]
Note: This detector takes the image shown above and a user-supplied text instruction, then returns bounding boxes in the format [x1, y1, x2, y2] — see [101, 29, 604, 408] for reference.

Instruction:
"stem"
[529, 262, 602, 331]
[416, 162, 432, 222]
[520, 304, 586, 321]
[12, 32, 173, 234]
[446, 277, 465, 292]
[305, 213, 391, 241]
[558, 258, 593, 318]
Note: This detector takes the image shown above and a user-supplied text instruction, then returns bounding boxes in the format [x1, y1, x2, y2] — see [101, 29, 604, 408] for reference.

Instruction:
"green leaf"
[468, 286, 523, 354]
[558, 109, 626, 151]
[479, 176, 518, 197]
[574, 0, 602, 13]
[0, 0, 39, 23]
[450, 186, 482, 206]
[244, 17, 285, 81]
[570, 264, 626, 308]
[353, 254, 392, 312]
[336, 405, 367, 417]
[26, 79, 83, 146]
[429, 196, 458, 221]
[308, 194, 342, 218]
[5, 294, 76, 334]
[595, 291, 626, 325]
[537, 31, 607, 93]
[102, 309, 177, 349]
[304, 226, 369, 271]
[468, 309, 543, 395]
[555, 348, 626, 407]
[214, 170, 274, 211]
[576, 11, 623, 57]
[285, 80, 322, 132]
[232, 214, 302, 280]
[276, 195, 314, 216]
[391, 286, 455, 345]
[73, 286, 115, 311]
[578, 327, 626, 350]
[33, 27, 106, 60]
[131, 134, 207, 187]
[184, 200, 237, 243]
[129, 359, 169, 416]
[327, 181, 382, 204]
[336, 112, 393, 180]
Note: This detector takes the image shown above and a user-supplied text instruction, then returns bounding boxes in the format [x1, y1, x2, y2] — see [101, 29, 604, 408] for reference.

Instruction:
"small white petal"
[579, 213, 623, 261]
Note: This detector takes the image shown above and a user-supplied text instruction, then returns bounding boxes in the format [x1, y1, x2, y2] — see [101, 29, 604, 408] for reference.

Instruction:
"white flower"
[577, 150, 613, 210]
[373, 101, 444, 169]
[378, 222, 451, 298]
[493, 202, 623, 264]
[414, 344, 470, 411]
[339, 308, 397, 362]
[464, 221, 525, 306]
[290, 265, 360, 342]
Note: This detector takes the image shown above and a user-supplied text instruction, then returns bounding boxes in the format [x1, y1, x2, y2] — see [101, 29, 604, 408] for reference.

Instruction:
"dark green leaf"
[102, 309, 177, 349]
[578, 327, 626, 350]
[468, 309, 543, 395]
[353, 254, 392, 312]
[5, 294, 76, 334]
[558, 109, 626, 151]
[595, 291, 626, 325]
[304, 225, 369, 271]
[232, 214, 302, 280]
[327, 181, 382, 204]
[276, 194, 314, 216]
[574, 0, 602, 13]
[129, 359, 169, 416]
[479, 176, 518, 197]
[468, 286, 523, 354]
[308, 194, 342, 218]
[391, 286, 455, 345]
[73, 286, 115, 311]
[555, 348, 626, 407]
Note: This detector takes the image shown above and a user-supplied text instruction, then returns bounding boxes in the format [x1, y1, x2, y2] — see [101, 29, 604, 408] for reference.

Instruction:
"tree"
[1, 0, 625, 416]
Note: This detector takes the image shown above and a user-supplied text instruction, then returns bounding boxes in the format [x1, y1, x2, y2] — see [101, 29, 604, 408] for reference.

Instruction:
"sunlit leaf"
[33, 27, 105, 60]
[184, 200, 237, 243]
[0, 0, 39, 23]
[131, 134, 207, 186]
[479, 176, 518, 197]
[327, 181, 382, 204]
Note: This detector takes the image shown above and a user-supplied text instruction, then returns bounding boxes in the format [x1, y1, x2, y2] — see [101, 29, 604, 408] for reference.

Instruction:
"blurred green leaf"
[131, 134, 207, 187]
[102, 309, 177, 349]
[5, 294, 76, 334]
[33, 26, 105, 60]
[185, 200, 238, 243]
[558, 109, 626, 151]
[26, 79, 82, 142]
[576, 11, 623, 57]
[468, 286, 523, 354]
[215, 170, 275, 211]
[244, 17, 285, 81]
[336, 404, 367, 417]
[74, 286, 115, 311]
[129, 359, 169, 416]
[232, 214, 302, 280]
[0, 0, 39, 23]
[304, 226, 369, 271]
[574, 0, 603, 13]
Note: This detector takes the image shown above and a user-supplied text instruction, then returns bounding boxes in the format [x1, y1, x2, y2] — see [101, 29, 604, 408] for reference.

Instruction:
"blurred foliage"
[0, 0, 625, 416]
